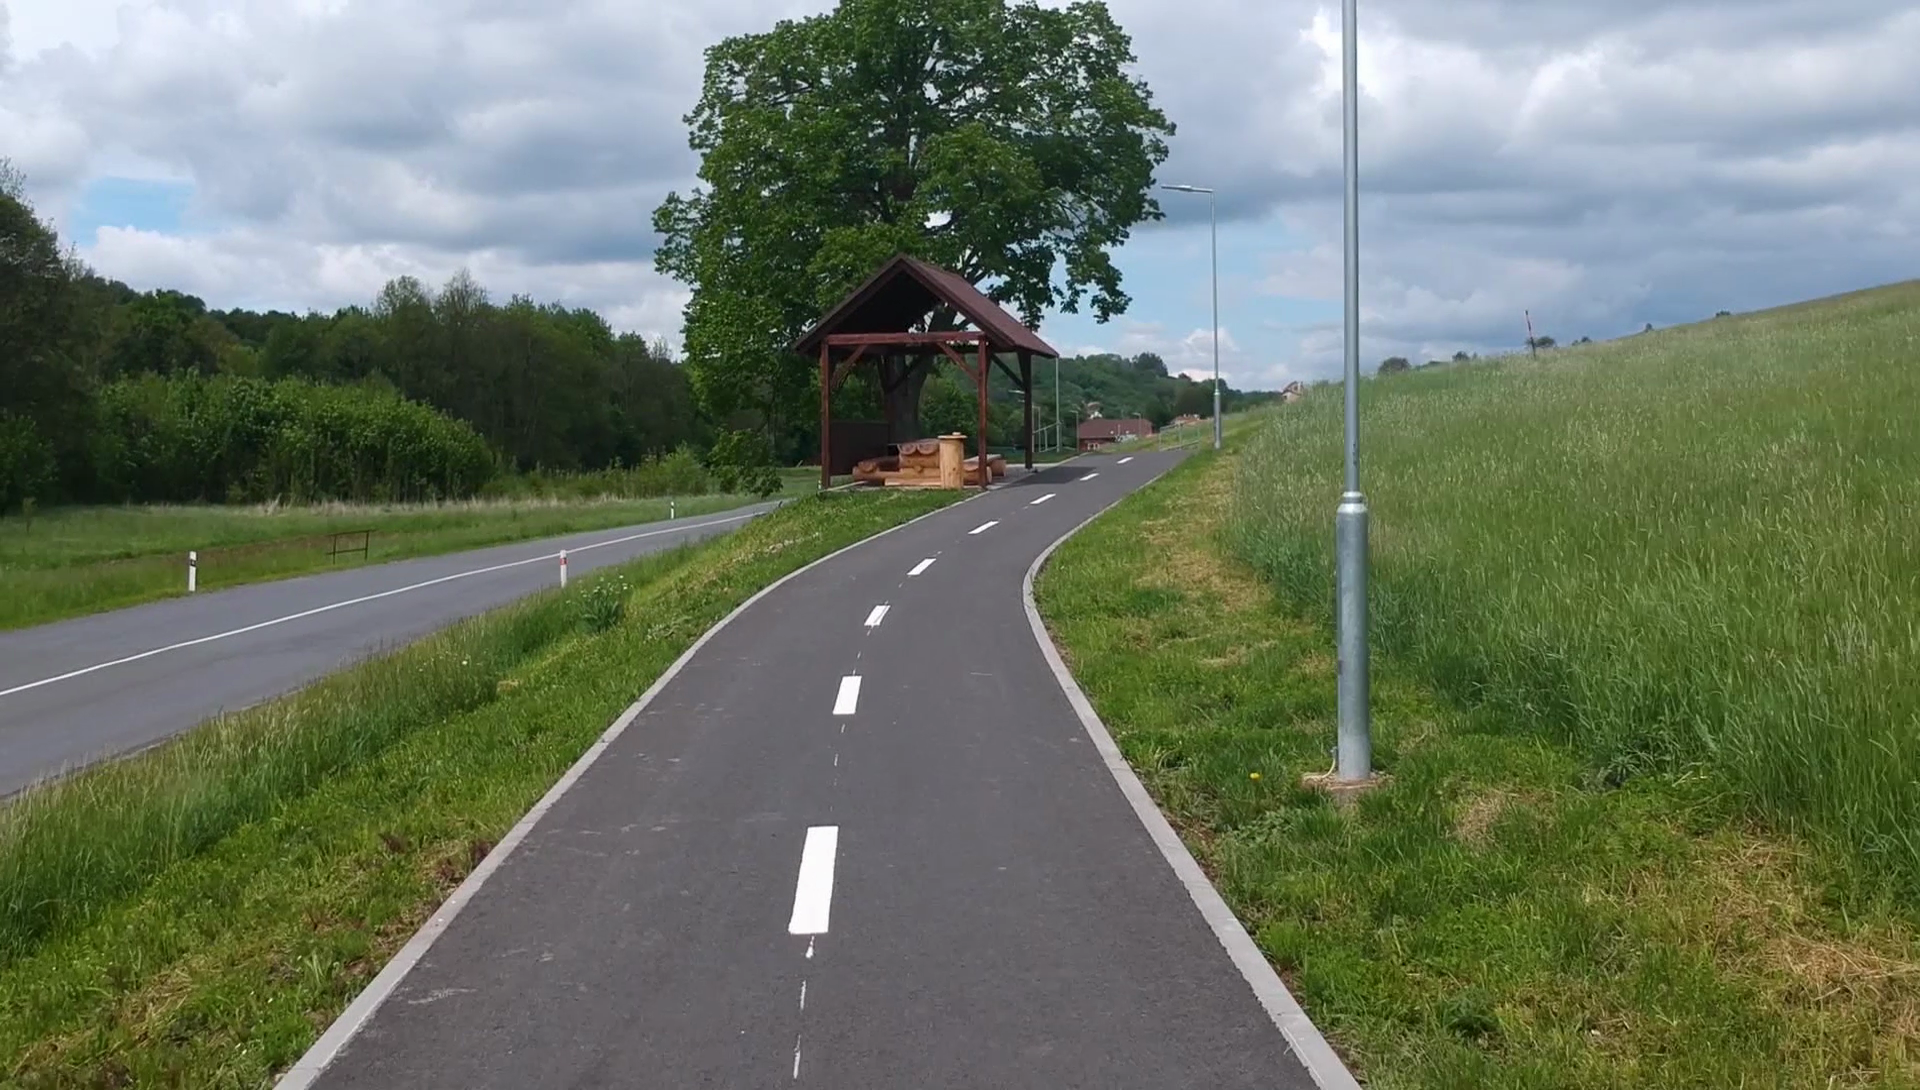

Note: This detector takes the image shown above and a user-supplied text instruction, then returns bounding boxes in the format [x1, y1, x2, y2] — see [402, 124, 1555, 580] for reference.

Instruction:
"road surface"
[0, 503, 779, 796]
[292, 452, 1333, 1090]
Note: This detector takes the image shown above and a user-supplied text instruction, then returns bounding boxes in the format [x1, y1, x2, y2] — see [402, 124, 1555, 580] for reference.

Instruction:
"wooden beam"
[992, 355, 1023, 387]
[818, 343, 831, 492]
[829, 342, 869, 392]
[976, 340, 990, 487]
[935, 339, 978, 382]
[824, 331, 985, 347]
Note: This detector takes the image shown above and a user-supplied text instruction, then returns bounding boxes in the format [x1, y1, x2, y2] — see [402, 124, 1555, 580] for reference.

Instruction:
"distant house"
[1077, 418, 1154, 451]
[1171, 413, 1204, 427]
[1281, 381, 1306, 404]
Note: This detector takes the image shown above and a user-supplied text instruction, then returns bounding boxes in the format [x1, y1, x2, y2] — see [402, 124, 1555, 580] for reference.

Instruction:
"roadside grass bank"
[0, 488, 958, 1087]
[1036, 445, 1920, 1086]
[0, 488, 795, 632]
[1236, 282, 1920, 901]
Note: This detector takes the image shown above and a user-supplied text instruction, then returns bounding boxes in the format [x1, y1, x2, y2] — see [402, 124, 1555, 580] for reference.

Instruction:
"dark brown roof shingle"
[791, 254, 1059, 358]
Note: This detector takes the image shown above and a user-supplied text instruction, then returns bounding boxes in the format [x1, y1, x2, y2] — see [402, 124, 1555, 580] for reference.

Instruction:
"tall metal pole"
[1335, 0, 1372, 781]
[1159, 183, 1222, 448]
[1054, 355, 1061, 453]
[1209, 190, 1222, 450]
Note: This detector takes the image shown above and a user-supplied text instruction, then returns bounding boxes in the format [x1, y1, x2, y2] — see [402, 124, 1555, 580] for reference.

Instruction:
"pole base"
[1301, 768, 1388, 809]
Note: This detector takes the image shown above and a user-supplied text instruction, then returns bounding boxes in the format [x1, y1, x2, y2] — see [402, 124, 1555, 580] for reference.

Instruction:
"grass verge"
[0, 488, 800, 632]
[1036, 444, 1920, 1087]
[0, 487, 958, 1087]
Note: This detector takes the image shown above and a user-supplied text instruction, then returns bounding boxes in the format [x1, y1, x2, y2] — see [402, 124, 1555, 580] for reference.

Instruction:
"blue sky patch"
[66, 176, 196, 243]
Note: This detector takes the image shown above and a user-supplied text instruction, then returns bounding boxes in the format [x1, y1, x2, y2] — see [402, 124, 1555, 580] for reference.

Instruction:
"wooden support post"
[976, 340, 990, 487]
[819, 343, 832, 491]
[1019, 350, 1034, 470]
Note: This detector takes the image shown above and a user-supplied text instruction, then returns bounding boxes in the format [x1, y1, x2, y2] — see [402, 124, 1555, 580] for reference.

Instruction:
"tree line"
[2, 165, 703, 511]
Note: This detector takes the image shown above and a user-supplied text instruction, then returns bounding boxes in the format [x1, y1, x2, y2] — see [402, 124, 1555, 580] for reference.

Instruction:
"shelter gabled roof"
[790, 253, 1058, 359]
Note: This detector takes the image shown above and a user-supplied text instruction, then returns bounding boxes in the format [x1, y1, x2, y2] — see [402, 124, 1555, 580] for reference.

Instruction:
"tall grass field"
[1232, 281, 1920, 897]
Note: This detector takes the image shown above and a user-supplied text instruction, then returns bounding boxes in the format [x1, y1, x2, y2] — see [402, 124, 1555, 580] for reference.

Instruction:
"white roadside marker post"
[188, 551, 198, 594]
[559, 549, 568, 588]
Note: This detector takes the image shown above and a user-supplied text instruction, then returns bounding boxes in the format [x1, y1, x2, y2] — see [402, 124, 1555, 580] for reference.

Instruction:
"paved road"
[300, 452, 1324, 1089]
[0, 503, 778, 796]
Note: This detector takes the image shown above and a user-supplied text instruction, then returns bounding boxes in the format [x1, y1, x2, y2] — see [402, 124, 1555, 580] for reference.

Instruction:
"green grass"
[0, 485, 809, 632]
[0, 487, 958, 1087]
[1037, 442, 1920, 1088]
[1233, 282, 1920, 899]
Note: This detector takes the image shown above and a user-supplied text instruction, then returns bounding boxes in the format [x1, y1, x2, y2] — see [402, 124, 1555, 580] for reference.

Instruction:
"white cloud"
[2, 0, 1916, 381]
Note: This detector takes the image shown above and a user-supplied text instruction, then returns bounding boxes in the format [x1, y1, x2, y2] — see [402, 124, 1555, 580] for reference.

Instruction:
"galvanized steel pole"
[1335, 0, 1372, 781]
[1209, 189, 1222, 450]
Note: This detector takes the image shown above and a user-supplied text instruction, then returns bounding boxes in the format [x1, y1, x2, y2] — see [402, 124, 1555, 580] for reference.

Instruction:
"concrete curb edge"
[1019, 463, 1365, 1090]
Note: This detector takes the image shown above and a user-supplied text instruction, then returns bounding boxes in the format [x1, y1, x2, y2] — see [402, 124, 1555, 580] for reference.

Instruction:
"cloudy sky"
[4, 0, 1915, 390]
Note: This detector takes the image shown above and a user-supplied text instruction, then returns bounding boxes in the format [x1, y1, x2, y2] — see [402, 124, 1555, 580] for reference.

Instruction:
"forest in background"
[4, 166, 1270, 512]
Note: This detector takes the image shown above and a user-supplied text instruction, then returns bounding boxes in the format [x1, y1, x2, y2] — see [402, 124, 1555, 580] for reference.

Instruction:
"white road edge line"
[787, 825, 840, 935]
[968, 520, 999, 535]
[1030, 493, 1056, 506]
[273, 488, 992, 1090]
[864, 604, 889, 628]
[1020, 484, 1364, 1090]
[908, 558, 936, 576]
[0, 511, 765, 701]
[1078, 472, 1099, 482]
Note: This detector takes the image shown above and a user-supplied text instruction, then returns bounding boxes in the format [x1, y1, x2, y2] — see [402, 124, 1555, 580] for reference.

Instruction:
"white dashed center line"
[1029, 493, 1056, 506]
[1117, 456, 1134, 464]
[832, 675, 861, 715]
[1079, 472, 1099, 482]
[788, 826, 840, 935]
[908, 558, 936, 576]
[968, 520, 1000, 535]
[864, 604, 889, 628]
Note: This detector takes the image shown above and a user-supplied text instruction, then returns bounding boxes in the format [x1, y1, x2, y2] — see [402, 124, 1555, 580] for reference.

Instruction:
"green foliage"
[654, 0, 1175, 439]
[0, 414, 55, 514]
[704, 429, 783, 497]
[575, 573, 632, 634]
[481, 448, 712, 501]
[1, 170, 706, 510]
[88, 374, 495, 504]
[1378, 356, 1412, 375]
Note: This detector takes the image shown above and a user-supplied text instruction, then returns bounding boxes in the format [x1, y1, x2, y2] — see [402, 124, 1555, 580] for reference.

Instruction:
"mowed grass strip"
[0, 489, 792, 632]
[0, 488, 957, 1088]
[1036, 446, 1920, 1087]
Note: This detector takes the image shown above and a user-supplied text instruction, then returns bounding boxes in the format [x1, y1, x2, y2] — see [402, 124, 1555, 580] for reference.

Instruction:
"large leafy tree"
[653, 0, 1174, 446]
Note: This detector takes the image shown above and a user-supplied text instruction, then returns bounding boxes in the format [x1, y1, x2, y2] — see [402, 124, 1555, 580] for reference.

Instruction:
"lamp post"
[1160, 184, 1222, 450]
[1334, 0, 1372, 781]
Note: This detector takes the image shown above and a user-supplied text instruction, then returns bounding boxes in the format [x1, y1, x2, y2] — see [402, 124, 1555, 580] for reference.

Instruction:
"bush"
[704, 429, 782, 498]
[482, 447, 712, 501]
[85, 374, 495, 504]
[0, 413, 55, 514]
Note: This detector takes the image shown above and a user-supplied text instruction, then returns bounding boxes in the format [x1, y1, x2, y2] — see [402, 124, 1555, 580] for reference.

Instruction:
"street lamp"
[1334, 0, 1372, 781]
[1160, 184, 1222, 450]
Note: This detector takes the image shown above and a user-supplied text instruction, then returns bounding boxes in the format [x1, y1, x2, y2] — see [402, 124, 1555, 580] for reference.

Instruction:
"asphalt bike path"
[0, 502, 778, 795]
[295, 452, 1325, 1089]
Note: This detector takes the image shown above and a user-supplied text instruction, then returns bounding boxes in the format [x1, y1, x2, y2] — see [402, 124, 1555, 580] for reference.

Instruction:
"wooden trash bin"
[937, 433, 967, 489]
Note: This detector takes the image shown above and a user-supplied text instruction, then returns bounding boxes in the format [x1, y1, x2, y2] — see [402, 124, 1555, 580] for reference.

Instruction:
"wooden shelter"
[792, 254, 1059, 489]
